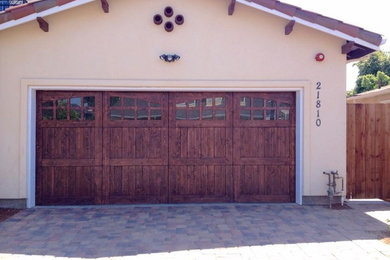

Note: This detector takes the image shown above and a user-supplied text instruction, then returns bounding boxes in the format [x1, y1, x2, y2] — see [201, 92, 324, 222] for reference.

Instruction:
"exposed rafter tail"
[285, 20, 295, 35]
[36, 17, 49, 32]
[228, 0, 236, 15]
[101, 0, 109, 13]
[342, 41, 355, 54]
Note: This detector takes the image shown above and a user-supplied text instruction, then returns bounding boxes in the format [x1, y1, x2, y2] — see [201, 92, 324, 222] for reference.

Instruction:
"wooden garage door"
[36, 92, 103, 205]
[36, 91, 295, 205]
[168, 93, 233, 202]
[102, 92, 169, 203]
[233, 93, 296, 202]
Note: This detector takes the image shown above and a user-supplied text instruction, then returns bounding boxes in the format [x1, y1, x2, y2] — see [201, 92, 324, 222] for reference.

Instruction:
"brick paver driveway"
[0, 201, 389, 259]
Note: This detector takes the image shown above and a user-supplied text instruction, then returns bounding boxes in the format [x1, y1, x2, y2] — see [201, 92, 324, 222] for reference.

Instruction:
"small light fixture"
[160, 54, 180, 63]
[315, 53, 325, 62]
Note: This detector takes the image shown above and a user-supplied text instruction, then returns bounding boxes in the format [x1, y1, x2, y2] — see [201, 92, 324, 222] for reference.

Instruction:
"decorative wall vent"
[153, 6, 184, 32]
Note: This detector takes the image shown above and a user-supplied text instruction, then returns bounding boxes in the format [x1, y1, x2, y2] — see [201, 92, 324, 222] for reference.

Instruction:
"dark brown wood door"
[232, 92, 296, 202]
[37, 91, 296, 205]
[36, 91, 103, 205]
[102, 92, 169, 203]
[168, 93, 233, 202]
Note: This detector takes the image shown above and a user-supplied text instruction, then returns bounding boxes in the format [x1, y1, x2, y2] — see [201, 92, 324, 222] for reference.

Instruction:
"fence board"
[347, 104, 390, 199]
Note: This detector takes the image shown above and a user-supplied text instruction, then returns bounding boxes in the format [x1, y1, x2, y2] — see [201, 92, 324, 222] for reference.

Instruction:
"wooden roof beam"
[36, 17, 48, 32]
[228, 0, 236, 15]
[285, 20, 295, 35]
[101, 0, 109, 13]
[342, 41, 356, 54]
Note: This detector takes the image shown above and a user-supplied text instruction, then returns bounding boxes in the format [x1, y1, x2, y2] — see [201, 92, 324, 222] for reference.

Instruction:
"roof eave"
[0, 0, 95, 31]
[237, 0, 383, 55]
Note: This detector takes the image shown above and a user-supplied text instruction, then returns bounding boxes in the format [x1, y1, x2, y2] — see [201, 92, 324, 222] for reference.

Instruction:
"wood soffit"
[0, 0, 384, 60]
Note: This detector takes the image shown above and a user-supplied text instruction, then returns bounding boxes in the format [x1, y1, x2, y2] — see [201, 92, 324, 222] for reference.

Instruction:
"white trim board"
[23, 80, 306, 208]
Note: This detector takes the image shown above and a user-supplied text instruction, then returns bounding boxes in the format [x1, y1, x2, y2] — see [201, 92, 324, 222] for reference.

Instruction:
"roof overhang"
[0, 0, 95, 31]
[237, 0, 384, 60]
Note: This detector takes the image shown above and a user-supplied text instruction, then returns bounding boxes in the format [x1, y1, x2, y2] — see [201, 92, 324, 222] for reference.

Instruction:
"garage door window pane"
[110, 110, 122, 120]
[240, 110, 251, 120]
[176, 102, 186, 108]
[189, 110, 200, 120]
[266, 110, 276, 120]
[137, 109, 148, 120]
[70, 109, 81, 121]
[56, 108, 67, 120]
[202, 98, 213, 107]
[150, 110, 162, 120]
[215, 110, 226, 120]
[110, 97, 121, 107]
[215, 97, 225, 108]
[124, 98, 135, 107]
[202, 109, 213, 120]
[151, 102, 161, 108]
[42, 109, 53, 120]
[70, 98, 81, 108]
[240, 97, 251, 107]
[279, 109, 290, 120]
[137, 99, 148, 107]
[266, 100, 277, 107]
[188, 100, 200, 108]
[176, 110, 186, 120]
[124, 109, 135, 120]
[56, 98, 67, 107]
[253, 98, 264, 107]
[253, 110, 264, 120]
[83, 97, 95, 107]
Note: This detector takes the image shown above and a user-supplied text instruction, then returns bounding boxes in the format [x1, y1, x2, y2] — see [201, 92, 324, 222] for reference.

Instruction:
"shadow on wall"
[0, 202, 389, 258]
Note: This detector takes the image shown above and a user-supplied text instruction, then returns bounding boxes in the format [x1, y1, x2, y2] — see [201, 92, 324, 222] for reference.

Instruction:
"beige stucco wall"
[0, 0, 347, 201]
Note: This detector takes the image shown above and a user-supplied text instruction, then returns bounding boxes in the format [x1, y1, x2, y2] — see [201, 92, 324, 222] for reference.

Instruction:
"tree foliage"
[355, 51, 390, 76]
[351, 51, 390, 95]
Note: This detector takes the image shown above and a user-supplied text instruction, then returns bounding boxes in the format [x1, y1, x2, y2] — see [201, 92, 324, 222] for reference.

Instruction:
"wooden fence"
[347, 104, 390, 200]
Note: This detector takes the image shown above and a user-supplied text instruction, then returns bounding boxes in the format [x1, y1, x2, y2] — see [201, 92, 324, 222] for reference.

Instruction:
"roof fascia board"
[236, 0, 382, 51]
[0, 0, 96, 31]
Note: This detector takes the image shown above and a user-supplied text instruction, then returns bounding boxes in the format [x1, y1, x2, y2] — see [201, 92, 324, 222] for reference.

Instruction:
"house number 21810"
[315, 82, 322, 127]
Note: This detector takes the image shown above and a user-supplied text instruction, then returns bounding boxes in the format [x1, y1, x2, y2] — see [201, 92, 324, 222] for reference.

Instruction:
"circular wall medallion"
[153, 6, 184, 32]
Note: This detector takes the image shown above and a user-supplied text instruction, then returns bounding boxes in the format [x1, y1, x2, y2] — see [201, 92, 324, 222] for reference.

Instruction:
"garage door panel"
[37, 166, 102, 205]
[234, 165, 293, 202]
[264, 128, 292, 158]
[105, 165, 168, 203]
[233, 128, 264, 160]
[169, 166, 233, 202]
[104, 128, 168, 164]
[238, 165, 265, 195]
[169, 127, 232, 164]
[232, 92, 296, 202]
[36, 91, 103, 205]
[41, 128, 100, 160]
